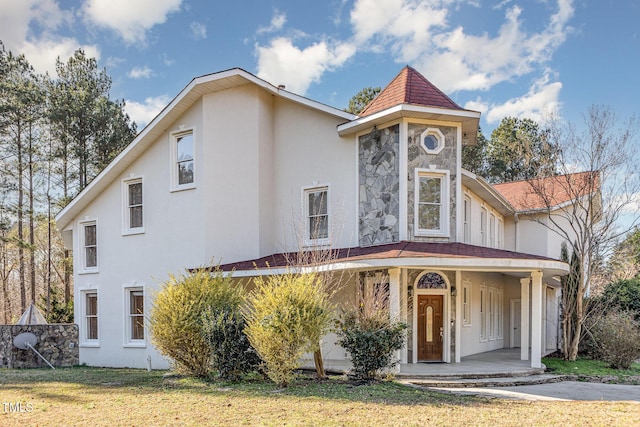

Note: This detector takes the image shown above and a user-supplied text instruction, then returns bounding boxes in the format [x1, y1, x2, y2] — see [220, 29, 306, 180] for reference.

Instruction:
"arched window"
[417, 272, 447, 289]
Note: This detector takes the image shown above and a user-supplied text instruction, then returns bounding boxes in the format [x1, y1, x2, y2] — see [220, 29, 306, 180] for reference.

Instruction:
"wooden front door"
[417, 294, 443, 362]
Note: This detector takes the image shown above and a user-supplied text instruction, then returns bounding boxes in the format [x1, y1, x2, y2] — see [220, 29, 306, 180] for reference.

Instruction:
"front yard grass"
[0, 367, 638, 426]
[543, 356, 640, 382]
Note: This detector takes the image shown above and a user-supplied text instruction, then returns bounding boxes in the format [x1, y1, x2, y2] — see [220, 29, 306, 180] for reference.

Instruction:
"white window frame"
[170, 129, 196, 191]
[463, 196, 471, 243]
[480, 207, 487, 246]
[122, 176, 144, 235]
[303, 185, 330, 246]
[479, 284, 487, 342]
[462, 279, 471, 326]
[123, 285, 146, 347]
[497, 219, 504, 249]
[489, 213, 496, 248]
[414, 168, 450, 237]
[419, 127, 445, 155]
[80, 289, 99, 347]
[79, 219, 98, 274]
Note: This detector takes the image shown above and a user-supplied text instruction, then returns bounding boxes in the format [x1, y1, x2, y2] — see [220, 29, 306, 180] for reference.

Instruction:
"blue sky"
[0, 0, 638, 134]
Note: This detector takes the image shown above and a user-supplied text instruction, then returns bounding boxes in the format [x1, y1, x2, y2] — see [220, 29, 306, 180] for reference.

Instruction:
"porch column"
[388, 268, 401, 370]
[530, 271, 543, 369]
[455, 270, 462, 363]
[520, 277, 530, 361]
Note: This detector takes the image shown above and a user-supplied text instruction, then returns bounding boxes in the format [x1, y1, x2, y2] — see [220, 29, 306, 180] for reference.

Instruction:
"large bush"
[336, 309, 407, 380]
[244, 272, 333, 386]
[149, 268, 242, 377]
[601, 278, 640, 321]
[201, 307, 261, 380]
[591, 311, 640, 369]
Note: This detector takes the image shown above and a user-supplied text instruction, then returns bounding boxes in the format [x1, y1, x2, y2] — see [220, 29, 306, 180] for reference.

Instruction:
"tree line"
[0, 42, 137, 323]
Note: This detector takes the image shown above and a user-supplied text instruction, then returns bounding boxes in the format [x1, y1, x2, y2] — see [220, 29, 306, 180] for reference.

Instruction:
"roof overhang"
[461, 169, 514, 216]
[55, 68, 356, 230]
[211, 242, 569, 283]
[337, 104, 481, 144]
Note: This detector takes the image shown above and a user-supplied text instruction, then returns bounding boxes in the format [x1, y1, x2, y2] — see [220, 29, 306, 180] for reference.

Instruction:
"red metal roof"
[360, 66, 463, 116]
[493, 171, 599, 212]
[217, 241, 554, 272]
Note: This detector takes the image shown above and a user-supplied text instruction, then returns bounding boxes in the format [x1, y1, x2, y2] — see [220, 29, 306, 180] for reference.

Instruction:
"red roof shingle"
[493, 171, 600, 212]
[360, 66, 462, 117]
[217, 241, 554, 272]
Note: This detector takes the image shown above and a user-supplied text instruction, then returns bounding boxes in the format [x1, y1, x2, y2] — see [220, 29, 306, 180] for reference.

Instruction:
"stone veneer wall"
[406, 124, 458, 241]
[0, 324, 79, 368]
[358, 124, 400, 246]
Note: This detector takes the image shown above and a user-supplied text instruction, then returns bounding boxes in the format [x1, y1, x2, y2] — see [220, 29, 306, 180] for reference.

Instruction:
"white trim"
[302, 184, 331, 246]
[414, 168, 450, 237]
[419, 128, 445, 155]
[123, 284, 146, 348]
[479, 283, 487, 342]
[170, 129, 196, 192]
[78, 219, 98, 274]
[510, 299, 521, 348]
[122, 175, 144, 235]
[462, 279, 472, 326]
[79, 288, 100, 347]
[412, 270, 451, 364]
[399, 121, 408, 241]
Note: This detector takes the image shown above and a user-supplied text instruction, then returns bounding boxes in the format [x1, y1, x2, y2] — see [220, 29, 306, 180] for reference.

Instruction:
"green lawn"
[0, 367, 638, 426]
[543, 356, 640, 382]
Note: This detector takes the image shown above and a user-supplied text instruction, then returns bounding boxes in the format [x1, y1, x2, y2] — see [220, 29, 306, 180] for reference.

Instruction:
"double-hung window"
[171, 131, 195, 190]
[480, 207, 487, 246]
[304, 186, 329, 244]
[84, 291, 98, 343]
[124, 287, 145, 345]
[80, 221, 98, 272]
[415, 169, 449, 237]
[463, 196, 471, 243]
[123, 178, 143, 234]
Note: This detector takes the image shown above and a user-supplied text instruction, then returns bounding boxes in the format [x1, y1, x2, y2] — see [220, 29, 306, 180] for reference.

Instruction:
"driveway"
[430, 381, 640, 402]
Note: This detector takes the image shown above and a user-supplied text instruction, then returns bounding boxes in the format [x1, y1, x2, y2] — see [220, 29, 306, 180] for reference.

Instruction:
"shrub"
[149, 268, 243, 377]
[244, 272, 333, 386]
[201, 308, 261, 381]
[591, 311, 640, 369]
[336, 309, 407, 380]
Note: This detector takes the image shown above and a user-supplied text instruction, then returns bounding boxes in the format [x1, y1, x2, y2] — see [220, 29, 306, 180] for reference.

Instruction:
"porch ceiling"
[213, 241, 568, 281]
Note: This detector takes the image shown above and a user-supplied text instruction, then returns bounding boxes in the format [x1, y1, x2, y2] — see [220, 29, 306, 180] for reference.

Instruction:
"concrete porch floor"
[311, 348, 546, 379]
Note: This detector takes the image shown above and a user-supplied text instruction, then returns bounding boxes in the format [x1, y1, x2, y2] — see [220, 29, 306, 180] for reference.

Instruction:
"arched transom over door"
[417, 272, 446, 362]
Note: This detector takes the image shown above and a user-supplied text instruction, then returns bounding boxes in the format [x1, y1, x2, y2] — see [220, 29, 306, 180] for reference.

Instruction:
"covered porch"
[220, 241, 569, 372]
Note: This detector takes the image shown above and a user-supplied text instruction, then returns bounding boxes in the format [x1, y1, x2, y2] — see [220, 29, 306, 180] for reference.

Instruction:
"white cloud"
[482, 71, 562, 124]
[82, 0, 182, 44]
[256, 38, 356, 94]
[257, 10, 287, 34]
[190, 22, 207, 40]
[125, 95, 172, 129]
[417, 2, 574, 93]
[128, 66, 153, 79]
[0, 0, 98, 76]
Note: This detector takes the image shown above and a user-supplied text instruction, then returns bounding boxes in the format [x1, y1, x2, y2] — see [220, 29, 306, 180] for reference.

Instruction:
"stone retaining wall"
[0, 324, 79, 368]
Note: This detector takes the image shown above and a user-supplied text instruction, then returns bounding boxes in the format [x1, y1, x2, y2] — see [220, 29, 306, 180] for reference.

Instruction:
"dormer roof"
[360, 66, 463, 116]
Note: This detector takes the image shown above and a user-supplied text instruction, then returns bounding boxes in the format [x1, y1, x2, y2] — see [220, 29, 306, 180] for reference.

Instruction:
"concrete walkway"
[420, 381, 640, 402]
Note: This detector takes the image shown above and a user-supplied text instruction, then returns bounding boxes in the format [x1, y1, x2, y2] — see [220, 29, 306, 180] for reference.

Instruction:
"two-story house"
[55, 66, 570, 371]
